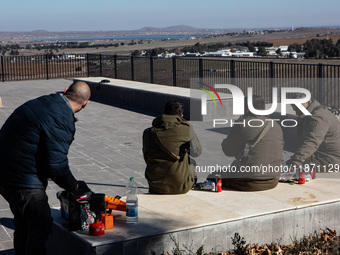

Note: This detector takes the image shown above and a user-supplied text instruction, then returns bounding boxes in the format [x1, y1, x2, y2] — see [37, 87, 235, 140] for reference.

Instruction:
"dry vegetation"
[168, 228, 340, 255]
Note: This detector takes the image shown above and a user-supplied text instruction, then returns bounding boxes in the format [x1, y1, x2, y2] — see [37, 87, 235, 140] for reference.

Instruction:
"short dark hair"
[163, 101, 184, 116]
[245, 95, 265, 115]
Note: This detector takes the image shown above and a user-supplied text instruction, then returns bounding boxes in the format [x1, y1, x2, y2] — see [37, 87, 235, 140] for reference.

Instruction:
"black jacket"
[0, 93, 78, 191]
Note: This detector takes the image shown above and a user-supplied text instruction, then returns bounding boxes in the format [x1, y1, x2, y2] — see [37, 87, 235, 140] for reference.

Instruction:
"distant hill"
[31, 30, 49, 33]
[138, 25, 201, 32]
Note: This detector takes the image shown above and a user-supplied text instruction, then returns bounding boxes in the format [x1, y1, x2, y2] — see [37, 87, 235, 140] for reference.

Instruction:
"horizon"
[1, 24, 340, 34]
[1, 0, 339, 32]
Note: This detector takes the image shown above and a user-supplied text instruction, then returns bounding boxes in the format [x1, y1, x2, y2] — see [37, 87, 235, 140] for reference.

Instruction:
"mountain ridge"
[138, 25, 201, 32]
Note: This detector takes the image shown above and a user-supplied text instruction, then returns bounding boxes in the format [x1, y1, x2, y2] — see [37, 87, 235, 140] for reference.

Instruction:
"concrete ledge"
[74, 77, 234, 121]
[47, 176, 340, 255]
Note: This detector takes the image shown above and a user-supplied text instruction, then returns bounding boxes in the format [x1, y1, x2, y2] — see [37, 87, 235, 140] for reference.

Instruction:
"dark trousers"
[0, 186, 53, 255]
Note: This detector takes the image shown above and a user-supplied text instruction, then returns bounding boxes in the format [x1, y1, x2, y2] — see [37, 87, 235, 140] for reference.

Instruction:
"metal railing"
[1, 54, 340, 107]
[0, 54, 88, 81]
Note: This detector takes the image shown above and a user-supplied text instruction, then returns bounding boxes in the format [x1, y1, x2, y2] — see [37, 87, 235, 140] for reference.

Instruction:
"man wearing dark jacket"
[143, 101, 202, 194]
[0, 81, 91, 255]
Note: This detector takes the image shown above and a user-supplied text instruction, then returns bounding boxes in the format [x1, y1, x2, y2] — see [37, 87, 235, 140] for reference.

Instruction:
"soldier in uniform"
[287, 97, 340, 172]
[221, 95, 284, 191]
[143, 101, 202, 194]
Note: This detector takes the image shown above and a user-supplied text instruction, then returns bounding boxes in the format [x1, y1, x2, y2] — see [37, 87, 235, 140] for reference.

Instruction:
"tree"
[248, 45, 256, 52]
[303, 39, 336, 58]
[257, 46, 267, 56]
[10, 49, 19, 55]
[174, 48, 181, 55]
[276, 48, 282, 56]
[288, 43, 303, 52]
[131, 50, 140, 56]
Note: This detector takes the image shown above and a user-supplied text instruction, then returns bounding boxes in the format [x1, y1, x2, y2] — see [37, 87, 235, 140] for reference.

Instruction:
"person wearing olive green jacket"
[221, 95, 284, 191]
[287, 99, 340, 171]
[143, 101, 202, 194]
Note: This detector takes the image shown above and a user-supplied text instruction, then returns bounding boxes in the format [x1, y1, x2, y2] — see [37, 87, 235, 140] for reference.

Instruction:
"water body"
[33, 35, 195, 42]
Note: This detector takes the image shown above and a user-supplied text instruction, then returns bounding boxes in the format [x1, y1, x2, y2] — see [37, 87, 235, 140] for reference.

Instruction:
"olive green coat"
[291, 100, 340, 170]
[221, 114, 284, 191]
[143, 114, 202, 194]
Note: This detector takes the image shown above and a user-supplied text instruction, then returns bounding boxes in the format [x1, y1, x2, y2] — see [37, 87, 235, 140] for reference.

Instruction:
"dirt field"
[6, 27, 340, 65]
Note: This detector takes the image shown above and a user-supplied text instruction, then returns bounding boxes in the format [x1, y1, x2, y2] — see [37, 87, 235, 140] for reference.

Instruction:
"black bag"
[57, 190, 92, 231]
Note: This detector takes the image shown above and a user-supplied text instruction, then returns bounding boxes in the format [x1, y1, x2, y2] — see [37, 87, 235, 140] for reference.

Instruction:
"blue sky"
[1, 0, 339, 31]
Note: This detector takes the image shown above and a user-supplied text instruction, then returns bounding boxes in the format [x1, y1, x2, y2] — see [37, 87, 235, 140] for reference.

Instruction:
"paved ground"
[0, 79, 158, 254]
[0, 79, 296, 254]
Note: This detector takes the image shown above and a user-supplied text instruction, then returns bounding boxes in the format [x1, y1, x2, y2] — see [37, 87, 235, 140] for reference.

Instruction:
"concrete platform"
[1, 79, 340, 255]
[47, 177, 340, 255]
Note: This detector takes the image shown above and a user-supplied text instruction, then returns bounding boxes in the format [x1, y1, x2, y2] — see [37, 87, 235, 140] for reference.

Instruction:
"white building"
[231, 52, 255, 57]
[185, 52, 200, 57]
[204, 50, 232, 57]
[278, 46, 289, 52]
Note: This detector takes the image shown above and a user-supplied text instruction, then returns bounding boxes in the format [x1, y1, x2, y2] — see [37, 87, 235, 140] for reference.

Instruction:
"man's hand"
[72, 181, 91, 198]
[285, 159, 299, 171]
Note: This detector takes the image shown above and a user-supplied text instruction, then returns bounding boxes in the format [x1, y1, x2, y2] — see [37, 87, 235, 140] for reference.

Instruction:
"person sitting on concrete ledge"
[286, 95, 340, 172]
[143, 100, 202, 194]
[220, 95, 284, 191]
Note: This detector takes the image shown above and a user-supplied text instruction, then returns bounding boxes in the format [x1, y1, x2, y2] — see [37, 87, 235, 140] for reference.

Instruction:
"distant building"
[265, 47, 278, 56]
[278, 46, 289, 52]
[231, 52, 255, 57]
[281, 52, 305, 59]
[157, 52, 177, 58]
[185, 52, 200, 57]
[204, 50, 232, 57]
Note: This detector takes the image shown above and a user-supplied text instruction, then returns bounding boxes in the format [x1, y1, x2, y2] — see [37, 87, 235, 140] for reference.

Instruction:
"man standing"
[287, 97, 340, 171]
[221, 95, 284, 191]
[143, 101, 202, 194]
[0, 81, 91, 255]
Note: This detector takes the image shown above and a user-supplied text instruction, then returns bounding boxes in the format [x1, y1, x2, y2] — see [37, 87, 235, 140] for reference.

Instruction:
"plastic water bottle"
[126, 177, 138, 224]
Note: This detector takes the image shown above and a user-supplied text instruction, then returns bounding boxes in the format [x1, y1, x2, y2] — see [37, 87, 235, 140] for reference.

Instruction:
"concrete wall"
[76, 78, 235, 121]
[47, 200, 340, 255]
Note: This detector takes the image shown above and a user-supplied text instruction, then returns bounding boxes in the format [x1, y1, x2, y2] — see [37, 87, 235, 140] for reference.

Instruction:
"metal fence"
[0, 54, 88, 81]
[1, 54, 340, 107]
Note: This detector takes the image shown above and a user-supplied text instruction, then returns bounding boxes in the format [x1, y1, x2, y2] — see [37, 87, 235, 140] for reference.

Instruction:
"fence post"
[45, 54, 49, 80]
[270, 61, 274, 103]
[230, 60, 235, 79]
[131, 56, 135, 81]
[172, 57, 177, 87]
[150, 56, 154, 84]
[86, 54, 90, 77]
[318, 63, 323, 105]
[230, 60, 235, 87]
[270, 61, 275, 78]
[114, 55, 118, 79]
[199, 58, 203, 79]
[1, 56, 4, 82]
[99, 54, 102, 77]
